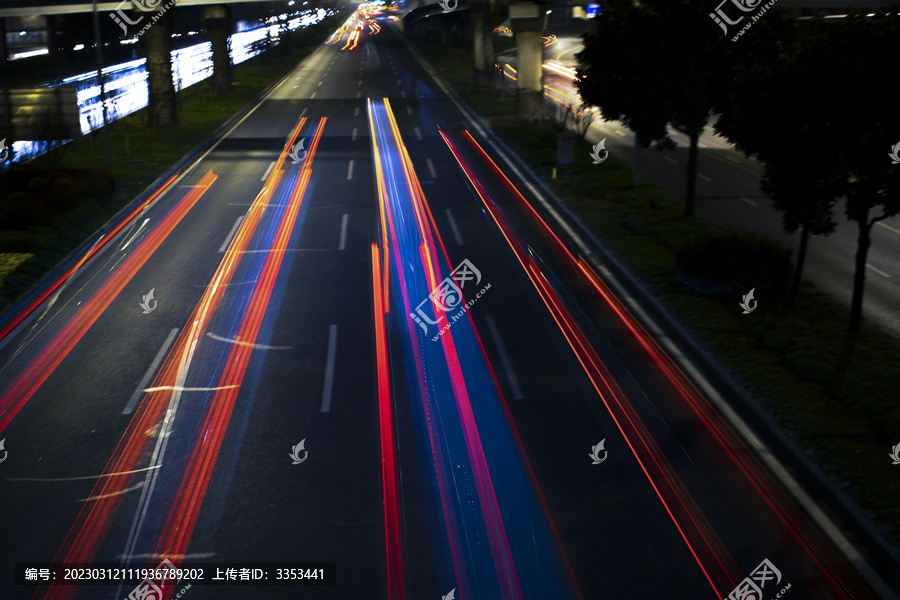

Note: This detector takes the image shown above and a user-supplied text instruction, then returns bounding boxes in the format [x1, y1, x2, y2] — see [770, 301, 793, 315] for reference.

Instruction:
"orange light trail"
[379, 99, 524, 600]
[369, 98, 474, 595]
[0, 172, 179, 343]
[151, 119, 326, 586]
[35, 119, 307, 600]
[0, 171, 211, 437]
[368, 98, 392, 311]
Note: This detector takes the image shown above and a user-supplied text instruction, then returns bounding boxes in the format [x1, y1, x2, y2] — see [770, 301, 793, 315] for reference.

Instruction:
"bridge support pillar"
[0, 18, 7, 73]
[509, 2, 547, 123]
[472, 1, 493, 87]
[45, 15, 60, 61]
[204, 5, 232, 94]
[140, 4, 178, 128]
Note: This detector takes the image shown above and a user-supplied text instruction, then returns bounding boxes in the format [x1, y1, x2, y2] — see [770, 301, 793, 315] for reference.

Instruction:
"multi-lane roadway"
[0, 9, 896, 600]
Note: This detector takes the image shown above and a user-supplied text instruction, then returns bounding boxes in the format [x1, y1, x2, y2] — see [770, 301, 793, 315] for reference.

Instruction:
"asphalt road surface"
[0, 12, 897, 600]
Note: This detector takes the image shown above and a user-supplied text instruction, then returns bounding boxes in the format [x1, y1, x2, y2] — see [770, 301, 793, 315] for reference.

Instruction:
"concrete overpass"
[0, 0, 293, 18]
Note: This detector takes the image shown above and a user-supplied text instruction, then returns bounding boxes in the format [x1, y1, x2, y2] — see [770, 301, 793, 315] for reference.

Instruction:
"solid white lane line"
[339, 214, 349, 250]
[445, 209, 464, 246]
[261, 160, 276, 181]
[205, 331, 292, 349]
[352, 127, 358, 141]
[485, 316, 523, 399]
[143, 385, 238, 393]
[321, 324, 338, 412]
[123, 328, 179, 415]
[118, 329, 196, 580]
[121, 219, 150, 250]
[219, 216, 245, 253]
[426, 158, 437, 179]
[414, 126, 422, 141]
[347, 159, 355, 180]
[9, 465, 160, 482]
[866, 263, 891, 278]
[109, 254, 127, 272]
[876, 221, 900, 236]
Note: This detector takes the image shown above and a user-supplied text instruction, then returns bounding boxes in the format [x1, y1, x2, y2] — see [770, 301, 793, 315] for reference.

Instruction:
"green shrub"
[675, 231, 792, 296]
[27, 176, 47, 192]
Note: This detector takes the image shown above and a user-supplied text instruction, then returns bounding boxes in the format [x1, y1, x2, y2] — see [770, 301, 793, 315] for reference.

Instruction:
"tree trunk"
[205, 5, 232, 94]
[472, 2, 494, 87]
[849, 209, 870, 336]
[144, 8, 178, 129]
[790, 222, 810, 304]
[684, 130, 698, 217]
[0, 18, 7, 73]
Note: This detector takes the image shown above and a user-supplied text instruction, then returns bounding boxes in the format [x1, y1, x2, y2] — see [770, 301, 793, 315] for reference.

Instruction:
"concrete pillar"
[0, 18, 7, 73]
[509, 2, 547, 122]
[204, 5, 232, 93]
[45, 15, 60, 61]
[471, 1, 494, 87]
[140, 4, 178, 128]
